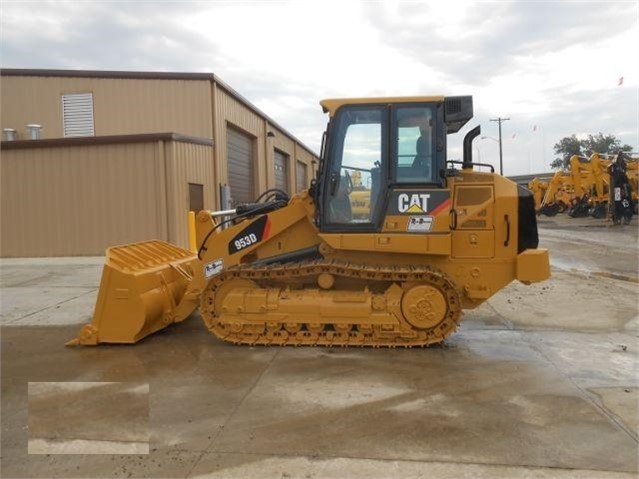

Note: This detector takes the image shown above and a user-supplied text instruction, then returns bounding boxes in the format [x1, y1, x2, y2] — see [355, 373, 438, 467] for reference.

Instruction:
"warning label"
[407, 215, 433, 232]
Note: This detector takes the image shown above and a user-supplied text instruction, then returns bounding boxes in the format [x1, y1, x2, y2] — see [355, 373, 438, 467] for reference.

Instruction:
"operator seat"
[328, 174, 353, 223]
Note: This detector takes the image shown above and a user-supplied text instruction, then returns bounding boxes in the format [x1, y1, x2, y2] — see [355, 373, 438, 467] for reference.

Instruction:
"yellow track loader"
[68, 96, 550, 348]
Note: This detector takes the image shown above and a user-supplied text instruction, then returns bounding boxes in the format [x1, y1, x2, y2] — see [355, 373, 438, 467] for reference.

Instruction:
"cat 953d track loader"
[67, 96, 550, 348]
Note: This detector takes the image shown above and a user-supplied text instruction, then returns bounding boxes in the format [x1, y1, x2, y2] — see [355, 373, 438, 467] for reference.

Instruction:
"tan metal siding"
[0, 76, 212, 140]
[1, 142, 164, 256]
[96, 78, 212, 138]
[1, 70, 320, 257]
[0, 138, 214, 257]
[164, 140, 215, 247]
[1, 76, 60, 140]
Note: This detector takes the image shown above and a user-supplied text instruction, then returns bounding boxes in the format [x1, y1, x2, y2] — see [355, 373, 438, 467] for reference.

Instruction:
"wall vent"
[62, 93, 95, 137]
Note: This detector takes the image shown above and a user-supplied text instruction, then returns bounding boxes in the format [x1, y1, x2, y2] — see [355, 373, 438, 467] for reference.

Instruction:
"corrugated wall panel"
[96, 78, 212, 138]
[0, 76, 212, 140]
[0, 77, 54, 140]
[164, 140, 215, 247]
[0, 142, 167, 256]
[1, 73, 320, 256]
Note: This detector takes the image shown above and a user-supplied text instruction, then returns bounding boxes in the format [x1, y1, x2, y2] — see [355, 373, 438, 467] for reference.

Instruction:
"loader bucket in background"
[66, 240, 200, 346]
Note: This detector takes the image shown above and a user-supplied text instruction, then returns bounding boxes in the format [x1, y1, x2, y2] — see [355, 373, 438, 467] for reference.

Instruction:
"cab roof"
[320, 96, 446, 116]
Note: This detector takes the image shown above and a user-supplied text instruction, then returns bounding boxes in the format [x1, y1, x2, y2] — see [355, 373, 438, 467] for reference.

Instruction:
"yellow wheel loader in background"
[67, 96, 550, 348]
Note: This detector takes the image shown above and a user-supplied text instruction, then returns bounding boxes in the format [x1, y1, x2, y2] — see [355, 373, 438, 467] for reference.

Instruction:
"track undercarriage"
[200, 260, 462, 347]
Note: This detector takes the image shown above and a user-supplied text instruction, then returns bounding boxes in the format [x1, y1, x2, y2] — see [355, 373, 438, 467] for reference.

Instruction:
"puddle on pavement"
[3, 322, 638, 475]
[28, 381, 149, 454]
[210, 342, 638, 472]
[550, 256, 638, 283]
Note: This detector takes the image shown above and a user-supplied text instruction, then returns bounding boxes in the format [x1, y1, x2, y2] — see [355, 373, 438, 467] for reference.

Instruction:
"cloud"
[1, 0, 637, 174]
[1, 0, 222, 71]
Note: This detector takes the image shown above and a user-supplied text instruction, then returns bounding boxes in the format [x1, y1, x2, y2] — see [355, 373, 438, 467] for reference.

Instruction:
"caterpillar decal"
[228, 215, 271, 255]
[388, 190, 450, 216]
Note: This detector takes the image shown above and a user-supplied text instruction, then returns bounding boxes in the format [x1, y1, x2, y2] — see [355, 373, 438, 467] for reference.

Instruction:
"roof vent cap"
[26, 124, 42, 140]
[2, 128, 17, 141]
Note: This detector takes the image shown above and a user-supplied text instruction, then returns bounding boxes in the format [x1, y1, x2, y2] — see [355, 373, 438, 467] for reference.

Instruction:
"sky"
[1, 0, 638, 176]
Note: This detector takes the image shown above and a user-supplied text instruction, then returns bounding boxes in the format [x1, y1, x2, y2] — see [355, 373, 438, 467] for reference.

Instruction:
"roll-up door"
[227, 128, 254, 205]
[296, 161, 308, 192]
[274, 150, 289, 193]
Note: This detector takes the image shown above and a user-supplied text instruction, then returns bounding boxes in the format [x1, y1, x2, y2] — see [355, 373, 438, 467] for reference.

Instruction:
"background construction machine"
[347, 170, 373, 220]
[534, 153, 638, 219]
[68, 96, 550, 348]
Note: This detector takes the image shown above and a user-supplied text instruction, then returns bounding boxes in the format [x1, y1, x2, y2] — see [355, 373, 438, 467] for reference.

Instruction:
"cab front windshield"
[326, 104, 437, 225]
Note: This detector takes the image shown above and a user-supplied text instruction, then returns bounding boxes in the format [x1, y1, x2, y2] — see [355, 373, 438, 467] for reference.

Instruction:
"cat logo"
[398, 193, 430, 213]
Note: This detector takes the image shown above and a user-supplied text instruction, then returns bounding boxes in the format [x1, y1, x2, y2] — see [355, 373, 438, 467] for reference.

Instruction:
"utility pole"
[490, 117, 510, 175]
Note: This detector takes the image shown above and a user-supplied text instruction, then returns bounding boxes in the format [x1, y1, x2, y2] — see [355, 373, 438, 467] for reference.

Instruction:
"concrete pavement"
[1, 215, 637, 478]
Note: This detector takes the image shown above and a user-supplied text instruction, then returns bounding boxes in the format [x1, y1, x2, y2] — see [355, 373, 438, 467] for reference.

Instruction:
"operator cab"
[317, 96, 473, 232]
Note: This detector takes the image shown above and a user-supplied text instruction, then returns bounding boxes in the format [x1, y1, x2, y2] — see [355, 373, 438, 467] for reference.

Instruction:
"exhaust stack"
[462, 125, 481, 169]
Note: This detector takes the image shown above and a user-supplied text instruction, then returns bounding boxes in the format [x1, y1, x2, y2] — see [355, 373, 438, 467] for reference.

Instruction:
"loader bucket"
[66, 240, 200, 346]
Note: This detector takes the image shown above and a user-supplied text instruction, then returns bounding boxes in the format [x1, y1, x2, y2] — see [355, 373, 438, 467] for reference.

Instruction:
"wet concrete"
[0, 215, 637, 478]
[2, 322, 637, 477]
[536, 215, 638, 281]
[28, 382, 149, 454]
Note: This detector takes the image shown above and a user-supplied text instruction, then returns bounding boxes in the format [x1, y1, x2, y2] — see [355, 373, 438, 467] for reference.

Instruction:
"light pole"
[481, 135, 499, 173]
[489, 117, 510, 175]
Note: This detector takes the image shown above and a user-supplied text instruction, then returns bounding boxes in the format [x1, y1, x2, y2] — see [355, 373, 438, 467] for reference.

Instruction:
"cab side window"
[395, 106, 436, 184]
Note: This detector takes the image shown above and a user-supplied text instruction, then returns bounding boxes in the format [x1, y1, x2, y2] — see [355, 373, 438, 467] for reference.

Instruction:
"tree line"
[551, 133, 634, 170]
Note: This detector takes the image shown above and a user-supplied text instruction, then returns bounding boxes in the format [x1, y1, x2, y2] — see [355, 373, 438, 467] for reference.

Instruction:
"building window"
[62, 93, 95, 137]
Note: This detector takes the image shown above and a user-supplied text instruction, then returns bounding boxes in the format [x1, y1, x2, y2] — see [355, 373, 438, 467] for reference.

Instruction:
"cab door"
[376, 104, 452, 256]
[320, 104, 388, 233]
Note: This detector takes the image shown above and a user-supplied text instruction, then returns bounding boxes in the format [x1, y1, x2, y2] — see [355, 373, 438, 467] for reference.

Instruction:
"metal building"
[0, 69, 319, 257]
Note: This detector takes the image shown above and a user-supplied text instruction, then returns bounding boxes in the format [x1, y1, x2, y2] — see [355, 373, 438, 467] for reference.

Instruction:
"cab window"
[326, 107, 385, 225]
[394, 106, 436, 183]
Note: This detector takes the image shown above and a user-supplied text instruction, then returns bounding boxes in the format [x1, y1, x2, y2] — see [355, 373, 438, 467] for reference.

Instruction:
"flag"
[618, 76, 624, 86]
[533, 125, 537, 132]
